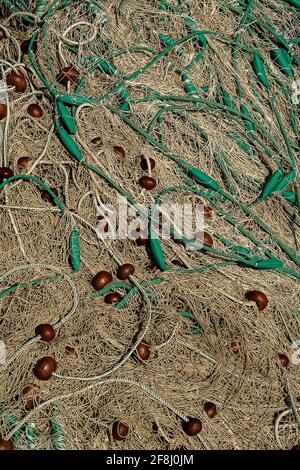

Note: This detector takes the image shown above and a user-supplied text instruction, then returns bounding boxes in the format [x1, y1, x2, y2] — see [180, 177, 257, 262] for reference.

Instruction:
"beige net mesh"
[0, 0, 299, 450]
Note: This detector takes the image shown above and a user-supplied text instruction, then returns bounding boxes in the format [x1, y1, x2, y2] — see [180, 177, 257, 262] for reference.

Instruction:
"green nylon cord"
[0, 175, 65, 214]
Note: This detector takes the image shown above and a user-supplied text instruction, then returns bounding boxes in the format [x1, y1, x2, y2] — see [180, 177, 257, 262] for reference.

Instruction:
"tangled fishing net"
[0, 0, 300, 451]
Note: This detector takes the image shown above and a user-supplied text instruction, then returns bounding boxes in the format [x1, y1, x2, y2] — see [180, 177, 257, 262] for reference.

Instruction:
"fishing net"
[0, 0, 300, 451]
